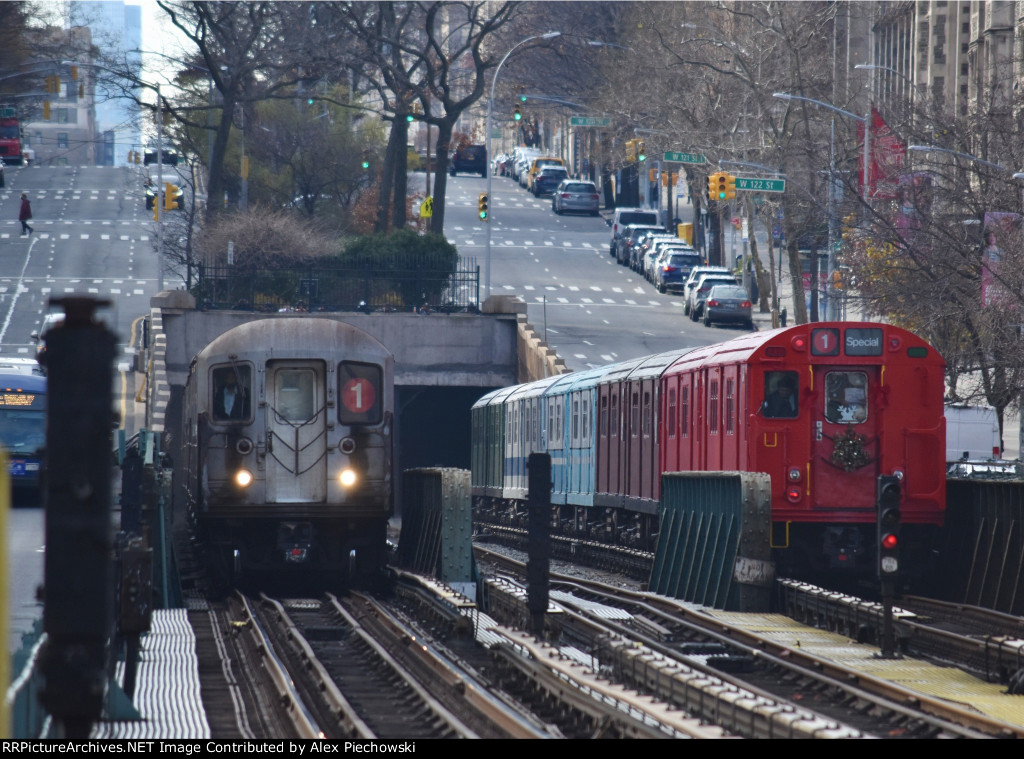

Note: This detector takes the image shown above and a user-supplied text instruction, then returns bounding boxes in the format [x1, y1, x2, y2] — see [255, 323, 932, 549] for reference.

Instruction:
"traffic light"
[513, 104, 522, 121]
[707, 172, 719, 200]
[70, 66, 78, 81]
[519, 94, 527, 103]
[477, 192, 489, 221]
[716, 173, 728, 200]
[626, 139, 636, 163]
[54, 75, 61, 94]
[164, 183, 179, 211]
[43, 101, 51, 120]
[44, 76, 53, 93]
[637, 140, 646, 162]
[724, 173, 736, 200]
[877, 475, 901, 578]
[361, 150, 371, 170]
[152, 202, 159, 222]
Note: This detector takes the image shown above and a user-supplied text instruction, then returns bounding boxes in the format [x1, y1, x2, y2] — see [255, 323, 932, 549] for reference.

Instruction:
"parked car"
[653, 249, 702, 294]
[532, 166, 568, 197]
[552, 180, 600, 215]
[450, 144, 487, 177]
[616, 224, 664, 266]
[632, 233, 680, 271]
[0, 158, 5, 188]
[688, 273, 740, 321]
[682, 266, 731, 315]
[643, 239, 692, 280]
[609, 207, 660, 256]
[703, 284, 754, 329]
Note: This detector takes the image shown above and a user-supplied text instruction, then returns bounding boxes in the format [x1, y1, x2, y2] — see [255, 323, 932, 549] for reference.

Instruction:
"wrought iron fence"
[194, 257, 480, 313]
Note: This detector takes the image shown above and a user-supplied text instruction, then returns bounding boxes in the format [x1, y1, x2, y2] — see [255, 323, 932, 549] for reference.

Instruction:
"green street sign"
[569, 116, 611, 127]
[735, 177, 786, 193]
[663, 151, 706, 164]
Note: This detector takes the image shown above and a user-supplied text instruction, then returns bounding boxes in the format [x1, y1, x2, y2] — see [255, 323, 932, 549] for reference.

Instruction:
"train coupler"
[277, 521, 313, 564]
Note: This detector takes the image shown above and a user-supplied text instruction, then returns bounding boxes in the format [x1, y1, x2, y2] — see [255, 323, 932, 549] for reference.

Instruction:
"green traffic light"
[520, 95, 527, 102]
[718, 192, 726, 199]
[406, 114, 414, 123]
[362, 161, 370, 169]
[479, 210, 488, 220]
[307, 98, 314, 105]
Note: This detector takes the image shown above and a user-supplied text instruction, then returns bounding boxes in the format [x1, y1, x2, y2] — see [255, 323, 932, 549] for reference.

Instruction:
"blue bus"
[0, 369, 46, 505]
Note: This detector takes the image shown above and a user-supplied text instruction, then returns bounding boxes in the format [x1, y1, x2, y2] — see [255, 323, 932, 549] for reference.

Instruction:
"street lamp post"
[773, 92, 869, 320]
[484, 31, 561, 302]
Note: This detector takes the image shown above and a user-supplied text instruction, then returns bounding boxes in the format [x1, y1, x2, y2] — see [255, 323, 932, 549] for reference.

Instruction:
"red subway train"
[472, 322, 947, 583]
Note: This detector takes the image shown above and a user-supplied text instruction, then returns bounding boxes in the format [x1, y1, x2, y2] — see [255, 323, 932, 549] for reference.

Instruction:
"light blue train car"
[544, 366, 608, 508]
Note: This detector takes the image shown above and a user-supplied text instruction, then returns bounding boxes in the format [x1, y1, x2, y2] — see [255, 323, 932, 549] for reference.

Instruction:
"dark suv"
[450, 145, 487, 177]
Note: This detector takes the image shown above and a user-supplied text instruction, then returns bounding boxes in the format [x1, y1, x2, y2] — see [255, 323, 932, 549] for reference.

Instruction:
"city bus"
[0, 368, 46, 505]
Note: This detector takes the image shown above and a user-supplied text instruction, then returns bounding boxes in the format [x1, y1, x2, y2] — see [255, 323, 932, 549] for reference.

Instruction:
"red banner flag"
[858, 107, 905, 200]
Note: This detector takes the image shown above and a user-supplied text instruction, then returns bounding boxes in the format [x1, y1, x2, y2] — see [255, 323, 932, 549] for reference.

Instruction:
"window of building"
[57, 133, 68, 149]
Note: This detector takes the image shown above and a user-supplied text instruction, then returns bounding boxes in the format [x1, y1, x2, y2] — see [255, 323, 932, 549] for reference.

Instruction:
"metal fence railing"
[194, 258, 480, 313]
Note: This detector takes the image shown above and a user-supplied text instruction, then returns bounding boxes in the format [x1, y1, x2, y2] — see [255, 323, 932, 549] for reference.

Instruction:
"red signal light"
[786, 486, 802, 503]
[881, 533, 898, 550]
[791, 336, 807, 351]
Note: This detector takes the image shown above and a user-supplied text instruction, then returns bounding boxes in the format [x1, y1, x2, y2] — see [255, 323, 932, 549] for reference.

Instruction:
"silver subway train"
[183, 317, 394, 587]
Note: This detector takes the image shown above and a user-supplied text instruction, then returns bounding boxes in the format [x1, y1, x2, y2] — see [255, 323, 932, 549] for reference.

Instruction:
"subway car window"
[275, 368, 316, 422]
[825, 371, 868, 424]
[338, 361, 383, 425]
[763, 371, 798, 418]
[212, 364, 252, 421]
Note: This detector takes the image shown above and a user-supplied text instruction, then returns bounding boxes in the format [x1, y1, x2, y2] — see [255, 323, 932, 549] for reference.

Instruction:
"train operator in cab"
[763, 372, 798, 418]
[214, 367, 251, 420]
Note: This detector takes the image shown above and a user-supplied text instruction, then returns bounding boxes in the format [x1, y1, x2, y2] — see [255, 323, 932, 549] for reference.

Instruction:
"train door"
[811, 367, 881, 510]
[265, 360, 327, 503]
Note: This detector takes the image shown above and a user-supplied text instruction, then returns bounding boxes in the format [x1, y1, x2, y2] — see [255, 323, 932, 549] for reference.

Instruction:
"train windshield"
[824, 371, 868, 424]
[212, 364, 252, 421]
[0, 388, 46, 455]
[763, 371, 798, 418]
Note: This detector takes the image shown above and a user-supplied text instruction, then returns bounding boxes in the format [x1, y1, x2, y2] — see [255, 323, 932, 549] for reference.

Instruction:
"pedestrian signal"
[478, 192, 489, 221]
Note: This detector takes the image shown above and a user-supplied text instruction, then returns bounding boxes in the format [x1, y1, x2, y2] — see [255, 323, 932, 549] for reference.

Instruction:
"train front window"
[824, 371, 868, 424]
[212, 365, 252, 421]
[763, 371, 798, 418]
[275, 369, 316, 423]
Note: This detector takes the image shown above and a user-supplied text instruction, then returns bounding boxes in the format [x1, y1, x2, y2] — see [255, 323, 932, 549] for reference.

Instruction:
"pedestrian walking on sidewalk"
[18, 193, 33, 236]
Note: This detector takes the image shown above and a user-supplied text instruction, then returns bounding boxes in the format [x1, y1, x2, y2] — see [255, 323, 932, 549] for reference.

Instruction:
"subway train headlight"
[235, 469, 254, 488]
[339, 468, 358, 488]
[787, 467, 802, 482]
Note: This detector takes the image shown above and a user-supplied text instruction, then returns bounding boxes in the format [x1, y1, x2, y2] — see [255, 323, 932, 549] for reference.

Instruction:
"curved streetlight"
[133, 50, 215, 183]
[484, 31, 561, 302]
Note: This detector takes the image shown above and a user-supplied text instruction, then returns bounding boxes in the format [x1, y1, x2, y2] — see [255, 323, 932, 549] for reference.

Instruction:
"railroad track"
[476, 547, 1023, 738]
[782, 581, 1024, 692]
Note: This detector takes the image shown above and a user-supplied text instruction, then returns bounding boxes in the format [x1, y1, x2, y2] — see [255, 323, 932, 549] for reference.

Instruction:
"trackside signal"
[877, 474, 901, 578]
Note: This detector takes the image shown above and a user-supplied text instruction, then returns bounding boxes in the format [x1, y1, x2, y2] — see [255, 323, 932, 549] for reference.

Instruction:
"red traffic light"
[881, 533, 898, 550]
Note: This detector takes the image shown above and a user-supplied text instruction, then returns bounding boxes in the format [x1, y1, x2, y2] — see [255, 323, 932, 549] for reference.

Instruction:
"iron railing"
[194, 258, 480, 313]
